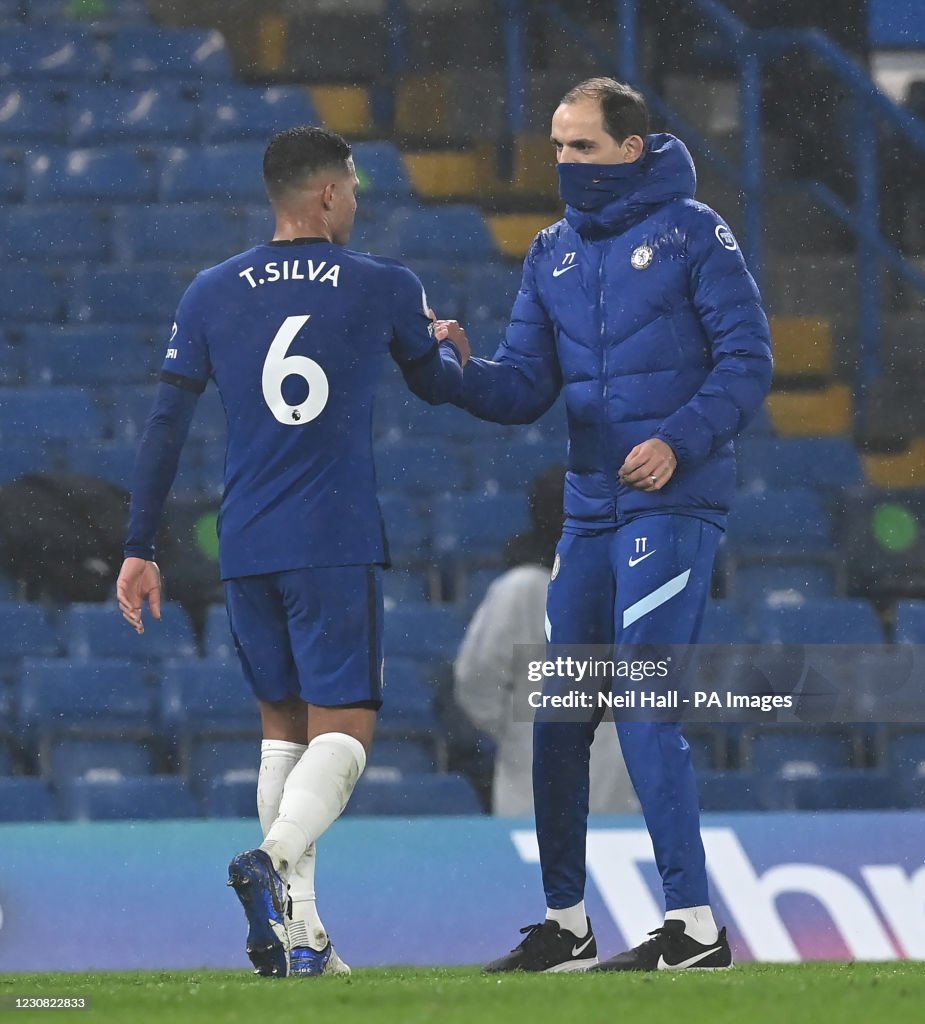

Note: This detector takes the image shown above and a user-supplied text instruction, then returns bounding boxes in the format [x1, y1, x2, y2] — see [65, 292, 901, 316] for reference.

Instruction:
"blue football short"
[223, 565, 383, 707]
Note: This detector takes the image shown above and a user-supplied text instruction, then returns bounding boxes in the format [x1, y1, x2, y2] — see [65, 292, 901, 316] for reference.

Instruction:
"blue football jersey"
[161, 238, 457, 579]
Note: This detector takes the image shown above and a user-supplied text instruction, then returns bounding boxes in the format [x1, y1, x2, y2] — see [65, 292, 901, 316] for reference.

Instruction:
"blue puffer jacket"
[459, 133, 773, 526]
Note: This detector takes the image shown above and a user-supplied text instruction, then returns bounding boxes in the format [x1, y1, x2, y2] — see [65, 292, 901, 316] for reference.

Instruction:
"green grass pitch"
[2, 964, 924, 1023]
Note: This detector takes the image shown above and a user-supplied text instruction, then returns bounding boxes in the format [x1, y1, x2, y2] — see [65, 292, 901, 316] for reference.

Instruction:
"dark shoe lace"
[631, 926, 670, 955]
[511, 921, 552, 952]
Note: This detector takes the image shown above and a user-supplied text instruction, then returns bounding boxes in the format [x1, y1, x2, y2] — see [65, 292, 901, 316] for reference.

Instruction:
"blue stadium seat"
[0, 147, 20, 199]
[26, 146, 154, 203]
[0, 738, 12, 774]
[109, 28, 233, 82]
[203, 775, 256, 817]
[379, 493, 429, 563]
[160, 659, 258, 739]
[0, 85, 66, 142]
[69, 265, 191, 324]
[388, 400, 514, 444]
[380, 656, 437, 732]
[390, 205, 496, 260]
[726, 488, 833, 556]
[58, 775, 200, 821]
[186, 384, 226, 441]
[344, 772, 482, 815]
[765, 770, 896, 811]
[0, 439, 56, 484]
[17, 657, 156, 740]
[697, 601, 748, 643]
[737, 437, 863, 492]
[352, 141, 412, 197]
[697, 771, 763, 811]
[199, 84, 319, 143]
[747, 728, 855, 776]
[45, 737, 156, 783]
[0, 334, 22, 386]
[66, 438, 201, 495]
[455, 567, 503, 613]
[887, 730, 925, 807]
[4, 204, 110, 261]
[374, 440, 463, 495]
[467, 438, 565, 491]
[381, 568, 429, 607]
[751, 598, 884, 643]
[240, 204, 274, 249]
[203, 603, 234, 659]
[63, 441, 135, 489]
[103, 383, 155, 440]
[111, 204, 245, 264]
[465, 318, 509, 358]
[64, 602, 196, 659]
[731, 563, 837, 607]
[403, 259, 465, 317]
[463, 262, 523, 322]
[432, 492, 531, 559]
[198, 442, 224, 495]
[0, 29, 104, 81]
[384, 602, 464, 660]
[159, 143, 266, 203]
[68, 84, 198, 145]
[21, 325, 158, 386]
[894, 600, 925, 643]
[2, 266, 61, 321]
[0, 777, 57, 821]
[367, 738, 436, 776]
[0, 387, 105, 439]
[184, 737, 257, 794]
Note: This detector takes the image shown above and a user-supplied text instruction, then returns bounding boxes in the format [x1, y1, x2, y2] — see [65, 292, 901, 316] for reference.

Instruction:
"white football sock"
[257, 739, 306, 835]
[287, 845, 328, 951]
[546, 901, 588, 939]
[664, 905, 719, 945]
[260, 732, 366, 878]
[256, 739, 328, 951]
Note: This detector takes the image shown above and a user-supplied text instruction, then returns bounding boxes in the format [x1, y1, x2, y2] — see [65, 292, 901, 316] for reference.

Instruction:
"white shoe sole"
[543, 957, 599, 973]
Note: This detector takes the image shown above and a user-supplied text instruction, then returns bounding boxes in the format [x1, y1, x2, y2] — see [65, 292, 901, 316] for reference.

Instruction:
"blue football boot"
[227, 848, 290, 978]
[289, 941, 351, 977]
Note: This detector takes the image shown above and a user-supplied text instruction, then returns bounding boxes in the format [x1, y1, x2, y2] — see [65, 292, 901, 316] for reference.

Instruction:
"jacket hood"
[562, 133, 697, 238]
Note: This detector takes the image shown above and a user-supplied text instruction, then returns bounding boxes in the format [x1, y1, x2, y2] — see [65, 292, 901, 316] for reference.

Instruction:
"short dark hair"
[263, 126, 353, 202]
[560, 77, 649, 143]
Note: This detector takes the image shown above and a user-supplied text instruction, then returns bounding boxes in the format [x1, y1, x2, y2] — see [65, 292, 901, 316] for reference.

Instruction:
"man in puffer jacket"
[437, 78, 772, 973]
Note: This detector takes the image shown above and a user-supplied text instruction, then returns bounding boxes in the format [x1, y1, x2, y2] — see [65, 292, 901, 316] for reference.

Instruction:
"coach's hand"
[619, 438, 678, 492]
[433, 320, 471, 367]
[116, 557, 162, 635]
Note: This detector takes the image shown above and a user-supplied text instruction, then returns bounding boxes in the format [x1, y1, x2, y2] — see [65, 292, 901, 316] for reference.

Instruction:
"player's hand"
[619, 438, 678, 492]
[116, 558, 162, 635]
[433, 319, 471, 367]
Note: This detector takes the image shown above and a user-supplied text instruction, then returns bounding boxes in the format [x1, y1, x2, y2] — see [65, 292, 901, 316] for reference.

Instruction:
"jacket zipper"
[598, 243, 617, 520]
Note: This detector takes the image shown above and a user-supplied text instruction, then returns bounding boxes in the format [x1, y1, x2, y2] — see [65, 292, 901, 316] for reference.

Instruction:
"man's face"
[330, 158, 359, 245]
[551, 97, 640, 164]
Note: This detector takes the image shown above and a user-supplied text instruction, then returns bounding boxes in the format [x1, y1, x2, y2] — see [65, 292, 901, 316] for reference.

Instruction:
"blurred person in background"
[454, 466, 638, 817]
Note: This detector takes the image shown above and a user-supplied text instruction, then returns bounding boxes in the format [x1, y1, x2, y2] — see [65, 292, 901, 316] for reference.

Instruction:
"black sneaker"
[483, 918, 598, 973]
[592, 920, 732, 972]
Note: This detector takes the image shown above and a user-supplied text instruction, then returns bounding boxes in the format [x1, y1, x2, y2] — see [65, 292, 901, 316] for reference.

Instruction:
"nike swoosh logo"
[571, 935, 594, 957]
[628, 550, 656, 567]
[552, 264, 579, 277]
[656, 945, 723, 970]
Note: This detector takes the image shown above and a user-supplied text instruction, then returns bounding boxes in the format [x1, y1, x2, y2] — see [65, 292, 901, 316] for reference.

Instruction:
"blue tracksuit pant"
[536, 513, 722, 911]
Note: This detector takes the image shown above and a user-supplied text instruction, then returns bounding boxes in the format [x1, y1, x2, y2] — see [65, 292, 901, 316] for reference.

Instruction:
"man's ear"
[321, 181, 337, 210]
[623, 134, 645, 163]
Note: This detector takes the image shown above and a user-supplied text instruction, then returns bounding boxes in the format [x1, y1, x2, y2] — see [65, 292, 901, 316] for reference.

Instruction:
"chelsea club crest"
[631, 244, 653, 270]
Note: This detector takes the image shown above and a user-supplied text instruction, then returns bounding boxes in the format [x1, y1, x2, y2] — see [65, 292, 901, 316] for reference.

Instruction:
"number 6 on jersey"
[261, 314, 330, 425]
